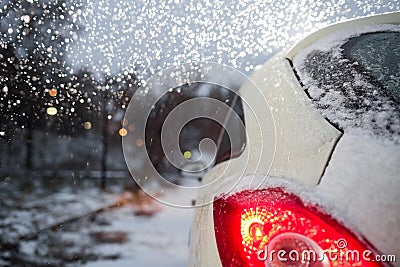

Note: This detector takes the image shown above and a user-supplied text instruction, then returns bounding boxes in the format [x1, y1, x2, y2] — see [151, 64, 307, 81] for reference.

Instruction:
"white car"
[188, 12, 400, 267]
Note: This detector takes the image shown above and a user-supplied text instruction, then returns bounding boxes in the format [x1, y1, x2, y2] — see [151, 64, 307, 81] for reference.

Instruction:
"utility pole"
[101, 90, 108, 190]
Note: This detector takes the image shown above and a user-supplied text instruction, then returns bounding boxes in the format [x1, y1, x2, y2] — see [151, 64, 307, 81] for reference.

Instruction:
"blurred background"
[0, 0, 399, 266]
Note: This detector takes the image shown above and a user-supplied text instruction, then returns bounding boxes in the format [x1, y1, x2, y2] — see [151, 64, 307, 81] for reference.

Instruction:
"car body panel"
[317, 134, 400, 258]
[201, 52, 343, 187]
[240, 54, 342, 187]
[189, 52, 342, 267]
[189, 12, 400, 267]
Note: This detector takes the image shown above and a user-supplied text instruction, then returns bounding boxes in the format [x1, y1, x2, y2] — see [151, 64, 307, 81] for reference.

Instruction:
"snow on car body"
[189, 12, 400, 267]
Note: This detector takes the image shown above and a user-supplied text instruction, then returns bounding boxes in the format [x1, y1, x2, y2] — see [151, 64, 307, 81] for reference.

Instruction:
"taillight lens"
[213, 188, 382, 267]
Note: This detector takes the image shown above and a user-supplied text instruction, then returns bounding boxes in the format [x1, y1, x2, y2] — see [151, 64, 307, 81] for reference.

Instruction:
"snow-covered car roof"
[286, 11, 400, 60]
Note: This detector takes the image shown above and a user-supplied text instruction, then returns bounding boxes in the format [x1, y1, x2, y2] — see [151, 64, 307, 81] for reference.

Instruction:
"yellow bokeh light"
[84, 121, 92, 130]
[119, 128, 127, 137]
[241, 207, 269, 253]
[46, 107, 57, 116]
[183, 150, 192, 159]
[253, 225, 264, 240]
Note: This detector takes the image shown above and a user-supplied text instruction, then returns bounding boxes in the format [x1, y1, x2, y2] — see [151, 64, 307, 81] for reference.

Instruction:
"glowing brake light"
[213, 188, 382, 267]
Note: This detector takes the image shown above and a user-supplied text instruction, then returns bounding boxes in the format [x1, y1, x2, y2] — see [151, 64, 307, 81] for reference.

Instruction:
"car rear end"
[189, 12, 400, 267]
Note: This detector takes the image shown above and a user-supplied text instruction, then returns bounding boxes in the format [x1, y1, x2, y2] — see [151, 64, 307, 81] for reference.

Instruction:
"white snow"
[294, 24, 400, 58]
[83, 203, 193, 267]
[0, 177, 193, 267]
[316, 134, 400, 258]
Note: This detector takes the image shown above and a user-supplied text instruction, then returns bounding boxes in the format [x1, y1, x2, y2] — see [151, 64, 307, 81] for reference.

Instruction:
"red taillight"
[213, 188, 382, 267]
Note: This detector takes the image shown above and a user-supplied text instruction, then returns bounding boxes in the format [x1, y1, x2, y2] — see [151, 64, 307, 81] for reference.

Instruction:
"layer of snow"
[293, 24, 400, 142]
[316, 133, 400, 258]
[293, 24, 400, 56]
[83, 205, 192, 267]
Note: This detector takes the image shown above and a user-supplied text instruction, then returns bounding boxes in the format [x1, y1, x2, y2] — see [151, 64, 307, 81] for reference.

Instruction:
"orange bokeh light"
[119, 128, 128, 137]
[49, 89, 57, 97]
[128, 123, 136, 132]
[136, 138, 144, 147]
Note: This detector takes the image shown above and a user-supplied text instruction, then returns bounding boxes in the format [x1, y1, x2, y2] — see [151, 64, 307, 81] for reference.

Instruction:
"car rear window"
[342, 32, 400, 102]
[292, 25, 400, 141]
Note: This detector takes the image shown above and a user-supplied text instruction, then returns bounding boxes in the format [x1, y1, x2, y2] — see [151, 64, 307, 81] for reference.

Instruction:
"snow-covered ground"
[83, 205, 192, 267]
[0, 176, 194, 267]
